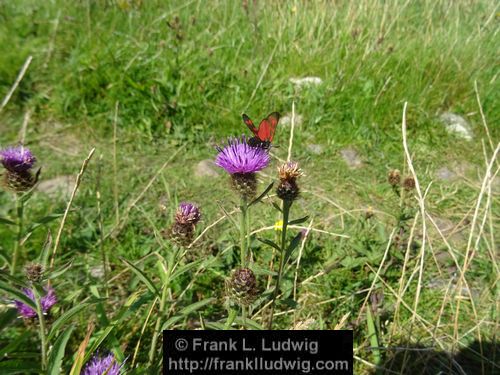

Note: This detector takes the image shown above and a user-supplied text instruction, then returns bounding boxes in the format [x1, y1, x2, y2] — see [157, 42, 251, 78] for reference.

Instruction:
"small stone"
[432, 217, 455, 234]
[37, 175, 74, 199]
[289, 76, 323, 87]
[194, 159, 219, 178]
[340, 147, 362, 168]
[307, 144, 323, 155]
[440, 112, 473, 141]
[89, 265, 105, 278]
[436, 167, 456, 181]
[279, 113, 303, 127]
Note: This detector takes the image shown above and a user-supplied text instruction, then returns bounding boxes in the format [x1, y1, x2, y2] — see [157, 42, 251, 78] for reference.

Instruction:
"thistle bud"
[165, 202, 201, 247]
[0, 146, 39, 193]
[276, 161, 302, 202]
[25, 263, 44, 283]
[226, 267, 258, 307]
[276, 179, 300, 201]
[403, 176, 416, 190]
[175, 202, 201, 225]
[387, 169, 401, 187]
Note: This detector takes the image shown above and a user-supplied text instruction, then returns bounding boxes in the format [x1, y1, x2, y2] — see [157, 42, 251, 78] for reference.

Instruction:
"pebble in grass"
[307, 144, 324, 155]
[194, 159, 219, 178]
[279, 113, 303, 127]
[37, 175, 75, 199]
[439, 112, 473, 141]
[289, 76, 323, 88]
[435, 167, 456, 181]
[340, 147, 363, 169]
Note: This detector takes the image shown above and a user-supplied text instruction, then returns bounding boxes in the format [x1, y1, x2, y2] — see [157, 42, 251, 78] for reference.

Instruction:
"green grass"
[0, 0, 499, 373]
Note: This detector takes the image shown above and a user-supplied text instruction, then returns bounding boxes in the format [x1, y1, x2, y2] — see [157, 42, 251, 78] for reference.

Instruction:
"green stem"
[34, 287, 48, 371]
[148, 247, 179, 366]
[239, 197, 248, 267]
[11, 195, 24, 275]
[267, 200, 292, 329]
[366, 304, 382, 373]
[224, 307, 238, 330]
[239, 196, 249, 327]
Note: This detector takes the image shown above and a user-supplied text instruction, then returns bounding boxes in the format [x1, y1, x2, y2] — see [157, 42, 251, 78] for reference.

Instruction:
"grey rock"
[440, 112, 473, 140]
[289, 76, 323, 87]
[307, 144, 324, 155]
[436, 167, 456, 181]
[280, 113, 303, 127]
[37, 175, 74, 199]
[340, 147, 363, 168]
[195, 159, 219, 178]
[89, 265, 105, 278]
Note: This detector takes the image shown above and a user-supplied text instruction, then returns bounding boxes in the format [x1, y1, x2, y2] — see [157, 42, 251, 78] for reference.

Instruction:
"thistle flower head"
[25, 263, 44, 283]
[0, 146, 36, 172]
[226, 267, 258, 307]
[278, 161, 303, 181]
[387, 169, 401, 187]
[175, 202, 201, 225]
[403, 176, 416, 190]
[165, 202, 202, 247]
[215, 136, 270, 174]
[276, 161, 302, 201]
[0, 146, 39, 192]
[82, 352, 121, 375]
[14, 287, 57, 319]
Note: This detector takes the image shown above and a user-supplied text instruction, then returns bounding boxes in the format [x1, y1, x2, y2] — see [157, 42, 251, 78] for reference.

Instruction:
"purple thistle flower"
[0, 146, 36, 173]
[14, 287, 57, 318]
[82, 352, 121, 375]
[175, 202, 201, 225]
[215, 136, 270, 174]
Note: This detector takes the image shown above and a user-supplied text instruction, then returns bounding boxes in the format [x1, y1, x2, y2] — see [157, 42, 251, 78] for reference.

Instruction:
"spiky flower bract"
[0, 146, 38, 192]
[175, 202, 201, 225]
[25, 263, 44, 283]
[14, 287, 57, 319]
[166, 202, 202, 247]
[82, 352, 121, 375]
[226, 267, 258, 307]
[387, 169, 401, 187]
[403, 176, 416, 190]
[278, 161, 303, 181]
[0, 146, 36, 172]
[215, 136, 270, 175]
[276, 161, 302, 202]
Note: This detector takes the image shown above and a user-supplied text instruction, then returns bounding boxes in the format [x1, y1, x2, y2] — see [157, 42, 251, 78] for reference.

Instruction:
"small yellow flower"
[291, 5, 297, 13]
[274, 220, 284, 231]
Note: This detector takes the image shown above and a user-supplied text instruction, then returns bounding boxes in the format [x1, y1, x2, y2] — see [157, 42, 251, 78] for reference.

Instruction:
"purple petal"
[0, 146, 36, 172]
[82, 352, 121, 375]
[215, 136, 270, 174]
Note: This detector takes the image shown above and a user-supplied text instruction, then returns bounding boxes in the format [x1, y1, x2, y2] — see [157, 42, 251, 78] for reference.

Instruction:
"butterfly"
[241, 112, 280, 149]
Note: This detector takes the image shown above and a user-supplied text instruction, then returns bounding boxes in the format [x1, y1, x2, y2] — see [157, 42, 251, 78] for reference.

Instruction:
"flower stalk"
[11, 195, 24, 275]
[366, 303, 382, 372]
[239, 197, 248, 268]
[267, 199, 292, 329]
[148, 245, 179, 366]
[33, 287, 48, 371]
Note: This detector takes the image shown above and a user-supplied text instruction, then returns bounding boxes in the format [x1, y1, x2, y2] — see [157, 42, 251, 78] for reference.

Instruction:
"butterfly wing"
[242, 114, 259, 137]
[256, 112, 280, 142]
